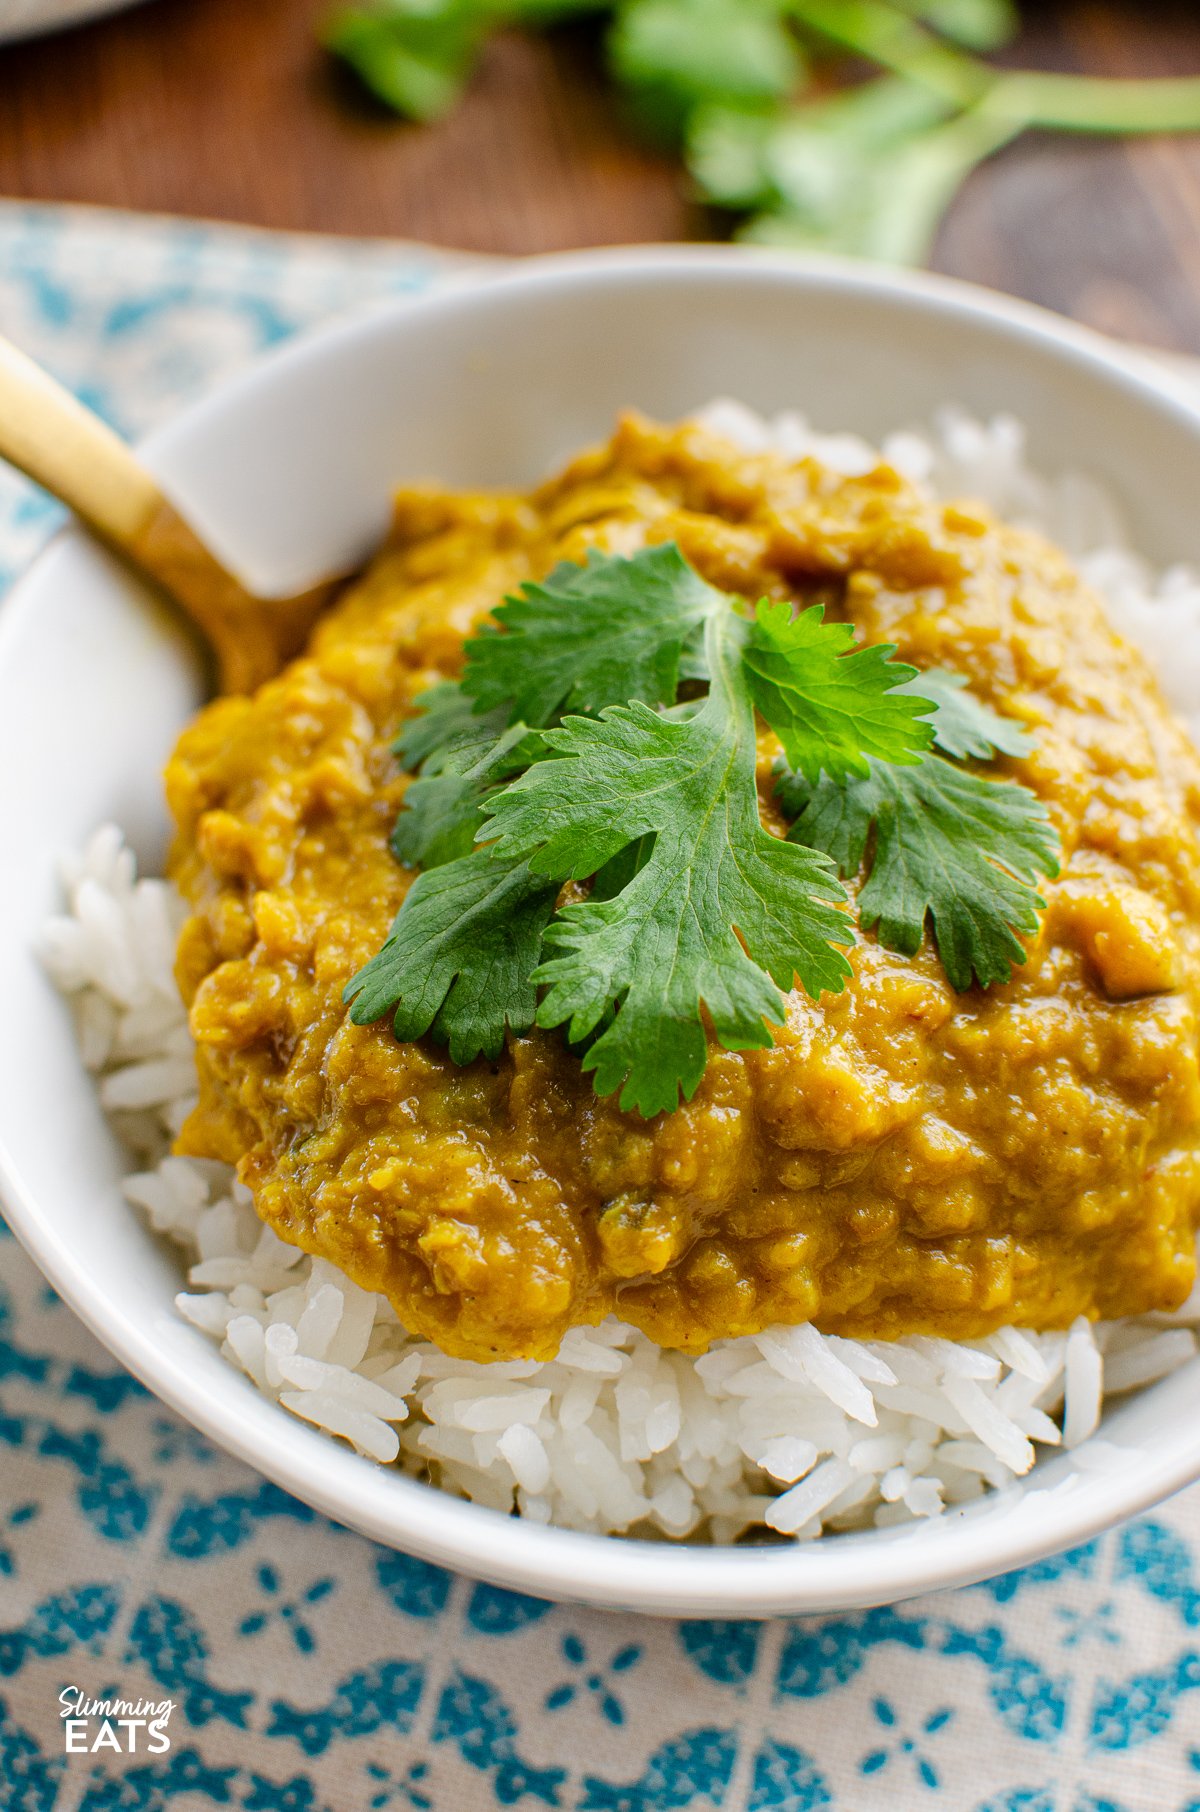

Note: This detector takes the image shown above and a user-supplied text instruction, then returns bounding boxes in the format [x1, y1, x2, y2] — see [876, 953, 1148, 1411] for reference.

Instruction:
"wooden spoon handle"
[0, 329, 336, 695]
[0, 332, 165, 548]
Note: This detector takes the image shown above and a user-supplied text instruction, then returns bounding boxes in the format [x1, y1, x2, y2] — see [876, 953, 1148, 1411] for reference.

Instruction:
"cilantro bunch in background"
[323, 0, 1200, 265]
[345, 545, 1060, 1117]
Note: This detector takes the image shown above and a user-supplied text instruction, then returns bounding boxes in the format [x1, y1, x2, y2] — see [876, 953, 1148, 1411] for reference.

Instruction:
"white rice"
[39, 405, 1200, 1542]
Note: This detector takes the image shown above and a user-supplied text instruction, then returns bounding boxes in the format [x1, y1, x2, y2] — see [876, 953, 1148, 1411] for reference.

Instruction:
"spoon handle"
[0, 329, 338, 695]
[0, 332, 164, 547]
[0, 330, 269, 688]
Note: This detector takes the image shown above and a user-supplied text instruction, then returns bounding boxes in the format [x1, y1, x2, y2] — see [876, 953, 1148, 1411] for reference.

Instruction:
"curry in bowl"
[46, 407, 1200, 1540]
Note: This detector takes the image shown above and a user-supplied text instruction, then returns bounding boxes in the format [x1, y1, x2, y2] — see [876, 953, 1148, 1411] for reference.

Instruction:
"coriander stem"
[788, 0, 988, 105]
[868, 104, 1023, 265]
[790, 0, 1200, 137]
[995, 72, 1200, 135]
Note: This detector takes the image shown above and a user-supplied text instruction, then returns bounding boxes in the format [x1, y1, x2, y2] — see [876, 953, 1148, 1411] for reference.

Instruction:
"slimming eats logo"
[59, 1684, 175, 1755]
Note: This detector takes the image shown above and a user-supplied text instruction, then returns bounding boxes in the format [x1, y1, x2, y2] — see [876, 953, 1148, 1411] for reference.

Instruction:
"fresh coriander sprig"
[463, 543, 722, 724]
[343, 851, 559, 1061]
[323, 0, 1200, 266]
[484, 603, 858, 1114]
[388, 681, 543, 869]
[894, 665, 1031, 761]
[744, 597, 933, 780]
[774, 667, 1060, 989]
[346, 543, 1060, 1114]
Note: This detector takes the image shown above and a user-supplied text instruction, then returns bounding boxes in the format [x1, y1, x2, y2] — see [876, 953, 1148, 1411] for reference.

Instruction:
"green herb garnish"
[743, 598, 934, 781]
[894, 664, 1032, 762]
[388, 682, 543, 869]
[483, 605, 858, 1115]
[346, 544, 1059, 1113]
[774, 674, 1059, 991]
[344, 851, 559, 1062]
[463, 543, 720, 724]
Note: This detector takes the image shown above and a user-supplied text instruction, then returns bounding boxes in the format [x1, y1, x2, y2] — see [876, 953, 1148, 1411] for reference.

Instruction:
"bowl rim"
[0, 0, 151, 46]
[5, 241, 1200, 1617]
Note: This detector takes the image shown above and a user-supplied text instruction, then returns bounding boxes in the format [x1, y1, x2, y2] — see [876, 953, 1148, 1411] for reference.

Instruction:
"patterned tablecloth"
[1, 201, 1199, 1812]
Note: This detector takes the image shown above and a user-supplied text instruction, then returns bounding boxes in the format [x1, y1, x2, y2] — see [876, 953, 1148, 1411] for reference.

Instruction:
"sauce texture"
[167, 416, 1200, 1361]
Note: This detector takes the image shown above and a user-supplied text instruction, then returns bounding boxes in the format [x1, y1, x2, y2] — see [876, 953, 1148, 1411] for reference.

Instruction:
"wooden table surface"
[3, 0, 1200, 351]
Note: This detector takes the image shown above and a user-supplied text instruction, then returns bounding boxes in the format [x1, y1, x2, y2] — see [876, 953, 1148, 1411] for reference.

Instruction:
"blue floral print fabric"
[0, 201, 1198, 1812]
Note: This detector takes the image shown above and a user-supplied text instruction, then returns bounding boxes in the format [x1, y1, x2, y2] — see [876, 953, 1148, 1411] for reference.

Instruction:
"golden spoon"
[0, 333, 344, 693]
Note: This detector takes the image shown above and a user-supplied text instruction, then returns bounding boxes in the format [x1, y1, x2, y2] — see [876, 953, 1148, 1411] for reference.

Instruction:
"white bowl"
[0, 0, 150, 42]
[4, 247, 1200, 1618]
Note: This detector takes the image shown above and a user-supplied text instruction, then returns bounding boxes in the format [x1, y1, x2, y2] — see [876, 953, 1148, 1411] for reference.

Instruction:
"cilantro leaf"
[610, 0, 804, 139]
[392, 721, 538, 869]
[775, 663, 1058, 987]
[780, 751, 1060, 989]
[687, 101, 781, 208]
[323, 0, 487, 121]
[390, 682, 541, 870]
[740, 103, 1018, 265]
[507, 0, 609, 19]
[894, 0, 1018, 52]
[485, 608, 852, 1115]
[691, 76, 954, 226]
[896, 665, 1031, 760]
[744, 598, 934, 781]
[394, 678, 496, 771]
[462, 543, 724, 727]
[344, 851, 559, 1061]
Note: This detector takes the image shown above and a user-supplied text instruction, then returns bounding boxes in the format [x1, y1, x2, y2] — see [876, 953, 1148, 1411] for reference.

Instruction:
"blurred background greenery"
[324, 0, 1200, 263]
